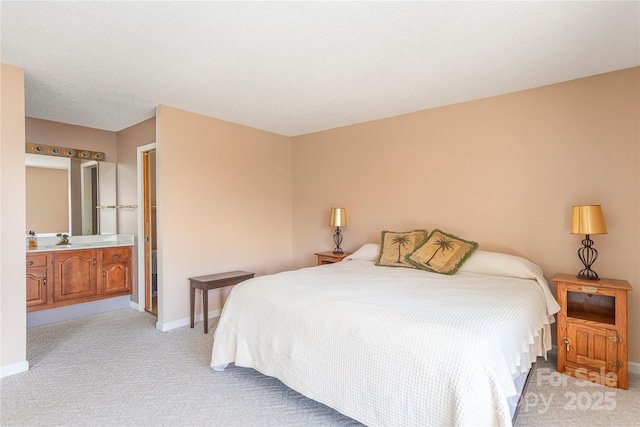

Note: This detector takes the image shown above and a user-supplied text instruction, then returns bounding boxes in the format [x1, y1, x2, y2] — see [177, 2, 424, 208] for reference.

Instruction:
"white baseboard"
[156, 309, 222, 332]
[129, 301, 140, 311]
[0, 360, 29, 378]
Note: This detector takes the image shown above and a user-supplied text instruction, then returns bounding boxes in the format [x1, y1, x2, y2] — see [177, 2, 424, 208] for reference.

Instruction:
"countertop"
[26, 234, 134, 253]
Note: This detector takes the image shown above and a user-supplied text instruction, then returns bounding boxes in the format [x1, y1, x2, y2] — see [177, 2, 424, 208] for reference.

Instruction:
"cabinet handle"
[43, 275, 47, 286]
[111, 253, 122, 258]
[26, 260, 34, 266]
[93, 257, 96, 266]
[102, 269, 106, 277]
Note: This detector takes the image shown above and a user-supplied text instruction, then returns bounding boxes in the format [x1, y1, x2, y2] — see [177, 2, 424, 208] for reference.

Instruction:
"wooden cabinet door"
[26, 254, 51, 308]
[53, 249, 98, 301]
[100, 247, 132, 295]
[566, 321, 618, 378]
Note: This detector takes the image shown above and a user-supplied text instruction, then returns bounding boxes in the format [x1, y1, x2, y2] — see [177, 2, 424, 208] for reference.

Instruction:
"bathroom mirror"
[26, 153, 117, 235]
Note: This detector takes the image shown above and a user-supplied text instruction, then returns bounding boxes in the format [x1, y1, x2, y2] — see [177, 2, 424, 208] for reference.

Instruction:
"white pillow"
[458, 250, 561, 316]
[458, 250, 542, 280]
[343, 243, 380, 262]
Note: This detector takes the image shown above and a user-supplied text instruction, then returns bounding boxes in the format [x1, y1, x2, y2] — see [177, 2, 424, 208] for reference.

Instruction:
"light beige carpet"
[1, 308, 638, 426]
[514, 355, 640, 426]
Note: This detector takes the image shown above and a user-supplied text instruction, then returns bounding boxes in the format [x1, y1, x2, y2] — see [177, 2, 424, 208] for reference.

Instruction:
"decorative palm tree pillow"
[405, 229, 478, 274]
[375, 229, 428, 268]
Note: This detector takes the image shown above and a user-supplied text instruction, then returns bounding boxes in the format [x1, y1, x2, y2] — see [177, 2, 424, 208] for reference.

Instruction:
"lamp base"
[576, 234, 600, 281]
[332, 227, 344, 255]
[577, 269, 600, 281]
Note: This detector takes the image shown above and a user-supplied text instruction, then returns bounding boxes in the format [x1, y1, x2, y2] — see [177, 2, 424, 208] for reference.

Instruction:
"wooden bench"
[189, 270, 255, 333]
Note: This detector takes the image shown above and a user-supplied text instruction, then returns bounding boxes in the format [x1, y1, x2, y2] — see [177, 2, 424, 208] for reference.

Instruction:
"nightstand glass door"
[566, 289, 615, 324]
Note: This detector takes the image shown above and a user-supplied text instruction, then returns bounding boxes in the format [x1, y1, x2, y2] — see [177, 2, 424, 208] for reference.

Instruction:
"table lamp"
[329, 208, 347, 254]
[571, 205, 607, 280]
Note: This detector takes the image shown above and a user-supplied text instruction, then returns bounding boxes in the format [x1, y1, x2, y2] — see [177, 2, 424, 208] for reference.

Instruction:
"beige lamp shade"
[571, 205, 607, 235]
[329, 208, 347, 227]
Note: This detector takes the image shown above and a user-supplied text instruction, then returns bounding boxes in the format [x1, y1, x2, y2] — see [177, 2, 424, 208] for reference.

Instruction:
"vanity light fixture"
[25, 143, 105, 162]
[570, 205, 607, 280]
[329, 208, 347, 254]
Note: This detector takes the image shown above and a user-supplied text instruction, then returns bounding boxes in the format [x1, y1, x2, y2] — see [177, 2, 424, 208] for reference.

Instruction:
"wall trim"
[0, 360, 29, 378]
[156, 309, 221, 332]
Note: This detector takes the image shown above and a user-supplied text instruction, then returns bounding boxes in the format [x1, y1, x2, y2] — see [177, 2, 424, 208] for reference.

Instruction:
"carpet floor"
[1, 308, 638, 426]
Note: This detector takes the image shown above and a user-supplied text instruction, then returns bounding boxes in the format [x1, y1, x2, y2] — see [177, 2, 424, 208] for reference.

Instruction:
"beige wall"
[116, 117, 156, 237]
[25, 118, 119, 237]
[23, 117, 156, 233]
[1, 63, 28, 376]
[25, 117, 118, 163]
[26, 117, 118, 163]
[25, 166, 69, 233]
[291, 67, 640, 364]
[156, 105, 293, 328]
[115, 117, 156, 303]
[3, 64, 637, 375]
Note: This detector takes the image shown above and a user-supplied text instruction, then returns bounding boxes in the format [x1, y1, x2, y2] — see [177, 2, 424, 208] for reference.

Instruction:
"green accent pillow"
[405, 229, 478, 274]
[376, 229, 428, 268]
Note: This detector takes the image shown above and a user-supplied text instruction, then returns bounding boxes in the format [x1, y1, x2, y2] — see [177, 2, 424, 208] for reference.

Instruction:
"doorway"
[136, 143, 157, 317]
[80, 161, 98, 235]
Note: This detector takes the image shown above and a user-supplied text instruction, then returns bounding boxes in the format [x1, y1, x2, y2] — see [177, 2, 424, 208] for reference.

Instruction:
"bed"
[210, 244, 561, 426]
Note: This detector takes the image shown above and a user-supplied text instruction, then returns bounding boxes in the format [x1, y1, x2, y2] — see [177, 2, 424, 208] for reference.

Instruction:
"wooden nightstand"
[553, 273, 632, 389]
[315, 251, 351, 265]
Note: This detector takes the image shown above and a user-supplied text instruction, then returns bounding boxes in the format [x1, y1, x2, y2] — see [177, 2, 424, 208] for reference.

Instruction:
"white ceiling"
[1, 1, 639, 137]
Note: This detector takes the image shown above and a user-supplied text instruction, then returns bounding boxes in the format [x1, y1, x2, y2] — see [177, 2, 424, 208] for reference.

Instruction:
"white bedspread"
[211, 258, 558, 427]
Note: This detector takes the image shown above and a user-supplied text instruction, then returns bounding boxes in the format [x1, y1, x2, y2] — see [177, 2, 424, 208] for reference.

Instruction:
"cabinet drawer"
[102, 247, 132, 263]
[26, 253, 48, 268]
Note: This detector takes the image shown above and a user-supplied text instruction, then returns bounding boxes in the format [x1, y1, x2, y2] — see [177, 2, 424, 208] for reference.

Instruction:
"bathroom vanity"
[26, 235, 134, 312]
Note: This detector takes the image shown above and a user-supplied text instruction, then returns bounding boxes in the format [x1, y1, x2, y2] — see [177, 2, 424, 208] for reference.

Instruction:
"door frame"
[136, 142, 156, 314]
